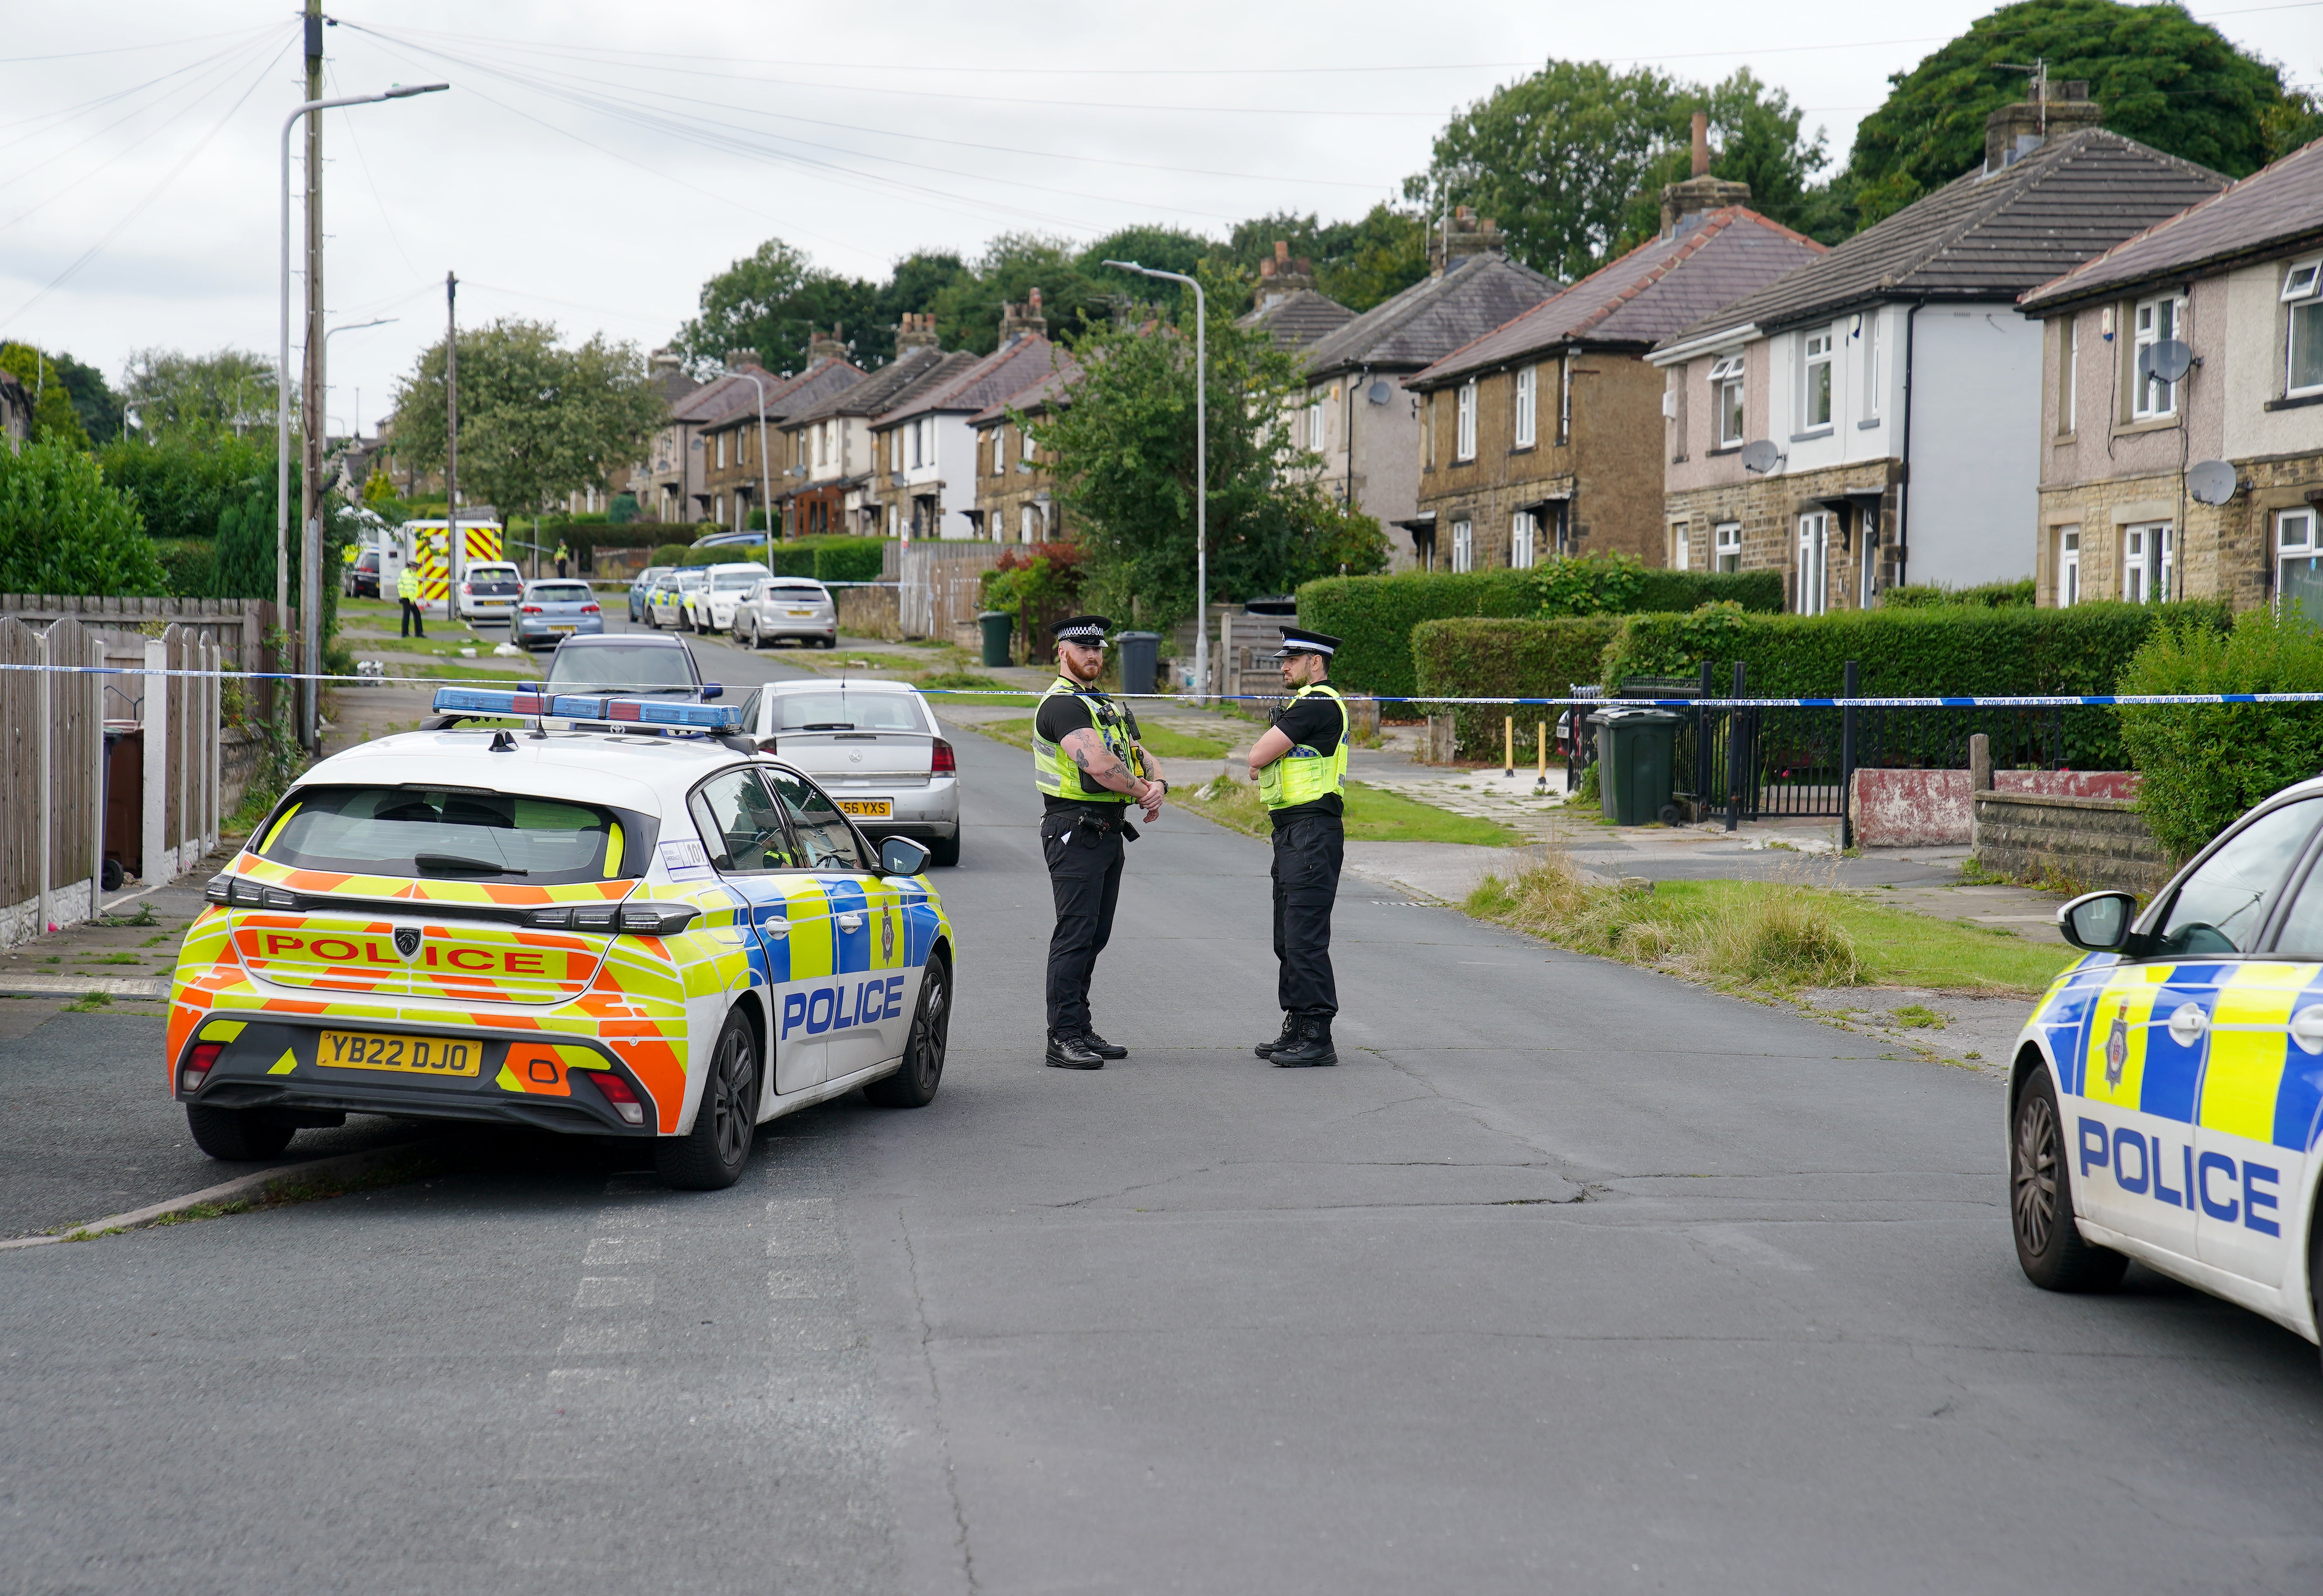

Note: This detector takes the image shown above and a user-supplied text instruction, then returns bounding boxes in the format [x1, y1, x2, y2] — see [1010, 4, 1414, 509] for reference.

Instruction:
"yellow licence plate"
[317, 1029, 482, 1077]
[835, 799, 892, 818]
[786, 608, 815, 617]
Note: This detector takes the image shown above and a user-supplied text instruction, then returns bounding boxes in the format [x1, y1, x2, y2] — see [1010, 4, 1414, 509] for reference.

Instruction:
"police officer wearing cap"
[1032, 615, 1166, 1070]
[1246, 626, 1348, 1067]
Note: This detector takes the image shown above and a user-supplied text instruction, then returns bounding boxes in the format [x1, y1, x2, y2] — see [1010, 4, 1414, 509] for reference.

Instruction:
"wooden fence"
[886, 540, 1002, 641]
[0, 594, 282, 723]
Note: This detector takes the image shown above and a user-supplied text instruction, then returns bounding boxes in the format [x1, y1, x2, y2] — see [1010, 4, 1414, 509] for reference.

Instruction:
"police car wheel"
[2011, 1066, 2128, 1292]
[866, 957, 948, 1109]
[655, 1007, 760, 1190]
[185, 1104, 296, 1161]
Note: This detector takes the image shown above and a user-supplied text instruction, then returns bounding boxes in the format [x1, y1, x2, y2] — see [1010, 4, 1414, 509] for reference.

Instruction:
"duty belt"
[1058, 804, 1140, 841]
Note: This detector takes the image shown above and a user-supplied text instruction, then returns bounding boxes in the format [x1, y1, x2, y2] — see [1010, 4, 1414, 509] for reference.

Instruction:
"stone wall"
[1661, 457, 1900, 610]
[1973, 791, 2172, 894]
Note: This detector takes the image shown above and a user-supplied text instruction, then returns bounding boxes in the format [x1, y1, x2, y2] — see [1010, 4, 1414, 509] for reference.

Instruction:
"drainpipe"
[1893, 301, 1926, 594]
[1345, 367, 1360, 508]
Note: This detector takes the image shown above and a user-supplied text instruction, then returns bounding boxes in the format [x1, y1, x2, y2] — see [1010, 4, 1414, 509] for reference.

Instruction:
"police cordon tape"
[0, 659, 2320, 709]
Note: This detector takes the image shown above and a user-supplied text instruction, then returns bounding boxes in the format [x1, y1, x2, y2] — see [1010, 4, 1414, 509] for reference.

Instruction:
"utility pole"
[298, 0, 326, 752]
[446, 271, 460, 616]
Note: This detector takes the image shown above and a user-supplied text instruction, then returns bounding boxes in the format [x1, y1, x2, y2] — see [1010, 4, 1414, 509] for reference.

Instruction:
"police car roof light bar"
[430, 686, 745, 733]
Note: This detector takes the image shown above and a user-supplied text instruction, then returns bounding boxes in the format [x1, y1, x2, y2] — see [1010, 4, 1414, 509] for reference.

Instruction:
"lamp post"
[725, 366, 776, 570]
[1102, 260, 1205, 702]
[278, 81, 444, 750]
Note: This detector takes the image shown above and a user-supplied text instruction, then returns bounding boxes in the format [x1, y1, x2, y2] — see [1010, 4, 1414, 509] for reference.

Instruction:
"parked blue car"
[627, 565, 672, 624]
[513, 579, 603, 650]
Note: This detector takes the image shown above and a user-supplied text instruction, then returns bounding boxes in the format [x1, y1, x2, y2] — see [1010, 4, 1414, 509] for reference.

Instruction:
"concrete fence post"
[35, 636, 52, 933]
[1968, 732, 1992, 857]
[143, 637, 167, 886]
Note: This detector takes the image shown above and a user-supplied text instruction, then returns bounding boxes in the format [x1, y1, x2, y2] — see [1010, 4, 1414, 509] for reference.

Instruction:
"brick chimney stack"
[723, 348, 763, 371]
[1659, 113, 1751, 238]
[894, 312, 941, 353]
[1428, 206, 1507, 275]
[999, 287, 1049, 343]
[1984, 79, 2100, 175]
[1255, 239, 1319, 308]
[1691, 110, 1710, 178]
[808, 324, 848, 362]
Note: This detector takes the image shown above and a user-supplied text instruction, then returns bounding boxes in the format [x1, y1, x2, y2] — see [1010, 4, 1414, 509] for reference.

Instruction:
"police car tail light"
[587, 1070, 647, 1126]
[180, 1041, 225, 1095]
[617, 903, 699, 936]
[931, 738, 956, 775]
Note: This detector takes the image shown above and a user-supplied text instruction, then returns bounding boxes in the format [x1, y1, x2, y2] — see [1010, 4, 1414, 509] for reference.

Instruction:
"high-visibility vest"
[1032, 676, 1146, 804]
[1259, 683, 1349, 810]
[397, 565, 420, 601]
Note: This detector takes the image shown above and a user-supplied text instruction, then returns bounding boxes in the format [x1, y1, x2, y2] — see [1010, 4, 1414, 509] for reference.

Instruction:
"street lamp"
[724, 364, 777, 570]
[1102, 260, 1205, 703]
[278, 81, 444, 748]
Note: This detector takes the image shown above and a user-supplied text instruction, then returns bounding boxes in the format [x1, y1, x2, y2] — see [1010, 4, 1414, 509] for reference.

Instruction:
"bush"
[1881, 578, 2036, 609]
[155, 538, 217, 598]
[2117, 606, 2323, 862]
[1412, 616, 1621, 758]
[811, 537, 884, 585]
[980, 542, 1085, 612]
[0, 440, 165, 596]
[651, 544, 690, 567]
[1601, 600, 2233, 771]
[607, 493, 638, 525]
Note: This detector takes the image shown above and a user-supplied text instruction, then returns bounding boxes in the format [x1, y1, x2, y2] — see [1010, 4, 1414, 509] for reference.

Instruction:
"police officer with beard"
[1031, 616, 1166, 1070]
[1247, 627, 1347, 1067]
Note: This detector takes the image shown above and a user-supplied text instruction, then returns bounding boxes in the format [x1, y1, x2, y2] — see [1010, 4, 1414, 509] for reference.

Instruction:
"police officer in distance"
[1248, 627, 1348, 1067]
[1033, 616, 1166, 1070]
[397, 558, 426, 639]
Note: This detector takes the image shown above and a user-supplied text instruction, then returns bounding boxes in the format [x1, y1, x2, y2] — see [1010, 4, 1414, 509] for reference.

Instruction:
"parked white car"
[734, 578, 838, 649]
[736, 679, 959, 865]
[456, 561, 524, 622]
[684, 562, 774, 634]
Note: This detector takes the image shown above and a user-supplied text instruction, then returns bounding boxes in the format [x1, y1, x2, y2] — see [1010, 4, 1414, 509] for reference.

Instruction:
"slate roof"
[1300, 253, 1561, 377]
[785, 346, 978, 428]
[1659, 128, 2230, 345]
[673, 357, 862, 430]
[1239, 288, 1357, 353]
[970, 353, 1082, 426]
[2021, 137, 2323, 312]
[1412, 209, 1828, 387]
[874, 334, 1070, 428]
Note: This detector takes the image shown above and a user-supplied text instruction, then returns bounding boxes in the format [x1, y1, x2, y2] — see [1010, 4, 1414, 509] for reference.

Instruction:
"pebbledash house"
[1647, 86, 2226, 612]
[2017, 136, 2323, 614]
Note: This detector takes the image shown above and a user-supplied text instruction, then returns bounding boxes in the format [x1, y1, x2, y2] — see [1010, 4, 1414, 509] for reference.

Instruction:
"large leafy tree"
[1038, 270, 1386, 631]
[1848, 0, 2304, 225]
[673, 239, 882, 376]
[97, 431, 269, 542]
[121, 348, 281, 440]
[1226, 205, 1432, 313]
[0, 440, 164, 595]
[1616, 70, 1836, 246]
[0, 343, 95, 450]
[388, 319, 664, 528]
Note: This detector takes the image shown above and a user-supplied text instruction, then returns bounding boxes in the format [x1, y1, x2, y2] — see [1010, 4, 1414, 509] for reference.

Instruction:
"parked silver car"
[734, 578, 838, 649]
[513, 579, 603, 649]
[738, 679, 959, 865]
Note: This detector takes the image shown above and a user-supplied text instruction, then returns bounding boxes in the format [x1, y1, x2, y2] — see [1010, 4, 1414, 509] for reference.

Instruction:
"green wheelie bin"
[1588, 707, 1684, 825]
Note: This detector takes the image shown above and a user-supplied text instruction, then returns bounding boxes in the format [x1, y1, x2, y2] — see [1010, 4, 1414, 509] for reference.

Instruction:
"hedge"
[1296, 566, 1783, 700]
[673, 534, 886, 584]
[1881, 578, 2035, 609]
[154, 537, 217, 599]
[1413, 616, 1623, 759]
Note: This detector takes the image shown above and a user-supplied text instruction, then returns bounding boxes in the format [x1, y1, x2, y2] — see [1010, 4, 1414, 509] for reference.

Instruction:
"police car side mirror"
[879, 836, 931, 876]
[702, 683, 723, 700]
[2059, 890, 2137, 953]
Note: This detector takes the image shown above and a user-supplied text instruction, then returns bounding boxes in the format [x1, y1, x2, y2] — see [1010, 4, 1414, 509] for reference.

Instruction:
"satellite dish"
[2139, 338, 2195, 384]
[2188, 459, 2239, 506]
[1366, 380, 1392, 406]
[1740, 440, 1783, 475]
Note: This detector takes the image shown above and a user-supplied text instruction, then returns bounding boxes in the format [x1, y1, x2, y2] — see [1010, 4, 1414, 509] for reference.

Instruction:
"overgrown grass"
[1464, 852, 2077, 995]
[971, 715, 1234, 763]
[1186, 776, 1522, 846]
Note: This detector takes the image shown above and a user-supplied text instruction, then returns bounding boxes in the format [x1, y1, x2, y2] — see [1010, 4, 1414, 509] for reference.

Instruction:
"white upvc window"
[1307, 388, 1326, 449]
[1858, 314, 1881, 423]
[1510, 511, 1536, 570]
[2285, 258, 2323, 398]
[1668, 520, 1690, 571]
[716, 433, 728, 469]
[1796, 512, 1830, 615]
[2057, 525, 2081, 606]
[1455, 381, 1477, 461]
[1801, 328, 1834, 430]
[1514, 365, 1537, 447]
[1451, 518, 1473, 572]
[1710, 355, 1744, 448]
[2132, 295, 2184, 419]
[2279, 508, 2323, 620]
[2123, 521, 2173, 603]
[1714, 521, 1742, 573]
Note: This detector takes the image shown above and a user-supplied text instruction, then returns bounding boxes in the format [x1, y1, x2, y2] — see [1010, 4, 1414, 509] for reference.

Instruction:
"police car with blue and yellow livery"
[167, 687, 953, 1190]
[2013, 779, 2323, 1358]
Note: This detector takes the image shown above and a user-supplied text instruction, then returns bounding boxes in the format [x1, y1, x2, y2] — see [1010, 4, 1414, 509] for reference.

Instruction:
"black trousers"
[1042, 809, 1127, 1033]
[399, 597, 425, 638]
[1271, 811, 1344, 1018]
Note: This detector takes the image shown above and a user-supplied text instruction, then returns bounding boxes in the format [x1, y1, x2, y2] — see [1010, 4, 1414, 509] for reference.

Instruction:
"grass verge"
[1185, 776, 1522, 846]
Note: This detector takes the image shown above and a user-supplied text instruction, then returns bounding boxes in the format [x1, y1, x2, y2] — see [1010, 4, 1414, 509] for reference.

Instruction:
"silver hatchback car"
[734, 578, 838, 649]
[738, 679, 959, 865]
[513, 579, 603, 649]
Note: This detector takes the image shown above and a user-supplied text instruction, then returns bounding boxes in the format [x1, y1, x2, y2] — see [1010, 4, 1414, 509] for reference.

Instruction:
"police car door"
[688, 766, 821, 1097]
[2076, 799, 2323, 1260]
[764, 768, 913, 1081]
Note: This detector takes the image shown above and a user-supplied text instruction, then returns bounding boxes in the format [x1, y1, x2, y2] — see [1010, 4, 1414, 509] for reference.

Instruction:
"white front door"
[1796, 513, 1829, 615]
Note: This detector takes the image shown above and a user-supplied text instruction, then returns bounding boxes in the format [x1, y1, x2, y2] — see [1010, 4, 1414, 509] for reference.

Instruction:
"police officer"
[396, 558, 425, 639]
[1248, 627, 1347, 1067]
[1033, 615, 1166, 1070]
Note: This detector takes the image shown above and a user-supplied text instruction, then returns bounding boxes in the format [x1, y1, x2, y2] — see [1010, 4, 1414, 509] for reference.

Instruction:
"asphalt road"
[7, 623, 2323, 1594]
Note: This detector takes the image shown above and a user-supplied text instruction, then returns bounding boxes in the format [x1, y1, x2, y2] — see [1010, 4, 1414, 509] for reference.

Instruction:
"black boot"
[1045, 1031, 1106, 1070]
[1253, 1012, 1298, 1059]
[1271, 1015, 1338, 1069]
[1080, 1028, 1128, 1059]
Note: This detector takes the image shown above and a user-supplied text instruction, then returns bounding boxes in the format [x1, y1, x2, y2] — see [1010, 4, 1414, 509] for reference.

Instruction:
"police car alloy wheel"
[655, 1006, 759, 1190]
[866, 954, 948, 1109]
[2012, 1066, 2130, 1293]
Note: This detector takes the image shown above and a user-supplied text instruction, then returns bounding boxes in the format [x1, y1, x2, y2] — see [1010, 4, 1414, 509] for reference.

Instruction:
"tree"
[97, 431, 269, 542]
[1848, 0, 2305, 225]
[0, 440, 164, 595]
[672, 238, 882, 376]
[120, 347, 282, 440]
[388, 319, 664, 530]
[1037, 270, 1385, 633]
[1616, 70, 1836, 246]
[0, 343, 95, 450]
[933, 233, 1119, 353]
[1225, 206, 1432, 313]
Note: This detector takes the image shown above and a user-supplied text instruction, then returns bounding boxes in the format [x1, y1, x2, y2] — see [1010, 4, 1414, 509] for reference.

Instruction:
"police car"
[167, 688, 953, 1190]
[2011, 778, 2323, 1360]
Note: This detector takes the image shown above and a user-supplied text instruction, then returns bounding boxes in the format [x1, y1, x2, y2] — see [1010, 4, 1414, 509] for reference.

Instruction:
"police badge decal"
[881, 912, 895, 961]
[2104, 1008, 2129, 1088]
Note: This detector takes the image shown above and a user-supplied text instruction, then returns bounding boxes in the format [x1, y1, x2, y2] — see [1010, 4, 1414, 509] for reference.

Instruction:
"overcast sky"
[2, 0, 2314, 437]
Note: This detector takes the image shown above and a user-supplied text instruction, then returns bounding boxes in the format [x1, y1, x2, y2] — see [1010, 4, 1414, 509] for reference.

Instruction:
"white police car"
[168, 687, 954, 1191]
[2011, 779, 2323, 1360]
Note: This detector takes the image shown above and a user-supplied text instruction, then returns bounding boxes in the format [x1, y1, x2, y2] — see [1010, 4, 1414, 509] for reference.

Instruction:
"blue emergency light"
[431, 686, 744, 732]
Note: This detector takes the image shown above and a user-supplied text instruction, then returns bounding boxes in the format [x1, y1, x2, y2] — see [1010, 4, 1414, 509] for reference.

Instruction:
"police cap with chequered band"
[1052, 615, 1112, 646]
[1271, 626, 1342, 660]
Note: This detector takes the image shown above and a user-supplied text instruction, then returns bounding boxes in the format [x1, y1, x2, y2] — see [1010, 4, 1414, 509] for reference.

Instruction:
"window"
[2154, 797, 2323, 957]
[1858, 315, 1882, 423]
[1510, 512, 1536, 570]
[885, 503, 898, 537]
[1668, 521, 1690, 571]
[1307, 389, 1326, 450]
[1710, 355, 1745, 447]
[1019, 426, 1035, 464]
[765, 769, 869, 872]
[2132, 295, 2184, 419]
[2057, 526, 2082, 607]
[1020, 504, 1041, 544]
[715, 433, 727, 470]
[1451, 518, 1473, 572]
[1514, 365, 1537, 447]
[1801, 329, 1834, 430]
[264, 785, 626, 885]
[2286, 258, 2323, 397]
[1796, 512, 1829, 615]
[2058, 319, 2077, 434]
[689, 768, 796, 874]
[1455, 382, 1477, 461]
[2279, 508, 2323, 621]
[2123, 521, 2173, 603]
[1715, 521, 1742, 574]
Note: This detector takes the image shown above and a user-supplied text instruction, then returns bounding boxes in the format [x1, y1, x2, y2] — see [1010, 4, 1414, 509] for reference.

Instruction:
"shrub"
[1881, 578, 2036, 609]
[2116, 605, 2323, 862]
[0, 440, 164, 596]
[981, 542, 1085, 612]
[811, 537, 885, 585]
[607, 493, 638, 525]
[650, 544, 690, 567]
[1412, 615, 1621, 759]
[155, 538, 217, 598]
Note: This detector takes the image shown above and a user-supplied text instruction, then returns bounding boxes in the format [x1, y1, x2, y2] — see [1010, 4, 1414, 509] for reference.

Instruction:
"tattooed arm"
[1061, 726, 1160, 813]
